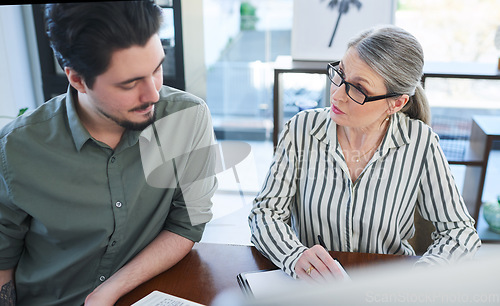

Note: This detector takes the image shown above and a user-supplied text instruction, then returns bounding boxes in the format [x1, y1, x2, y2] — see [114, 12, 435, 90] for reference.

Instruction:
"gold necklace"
[342, 116, 390, 163]
[342, 126, 382, 163]
[344, 135, 378, 163]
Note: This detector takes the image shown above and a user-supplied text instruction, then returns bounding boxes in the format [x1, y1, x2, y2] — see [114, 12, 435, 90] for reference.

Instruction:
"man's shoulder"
[157, 86, 207, 112]
[0, 95, 67, 141]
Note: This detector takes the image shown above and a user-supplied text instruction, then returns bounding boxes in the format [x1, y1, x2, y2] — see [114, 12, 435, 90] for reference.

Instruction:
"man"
[0, 2, 217, 305]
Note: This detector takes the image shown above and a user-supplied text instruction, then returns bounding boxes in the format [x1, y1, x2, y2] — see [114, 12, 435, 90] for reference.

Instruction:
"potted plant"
[483, 196, 500, 233]
[0, 108, 28, 119]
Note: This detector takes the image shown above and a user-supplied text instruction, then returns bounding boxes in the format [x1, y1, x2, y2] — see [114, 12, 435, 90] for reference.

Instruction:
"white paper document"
[243, 269, 297, 297]
[131, 290, 205, 306]
[238, 259, 350, 298]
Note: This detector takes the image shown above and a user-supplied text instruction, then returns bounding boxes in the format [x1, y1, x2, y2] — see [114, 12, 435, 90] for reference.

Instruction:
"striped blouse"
[249, 108, 481, 278]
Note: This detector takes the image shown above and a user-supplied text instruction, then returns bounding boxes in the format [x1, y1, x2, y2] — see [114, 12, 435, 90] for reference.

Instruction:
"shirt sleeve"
[415, 132, 481, 265]
[249, 120, 308, 278]
[0, 139, 29, 269]
[163, 102, 217, 242]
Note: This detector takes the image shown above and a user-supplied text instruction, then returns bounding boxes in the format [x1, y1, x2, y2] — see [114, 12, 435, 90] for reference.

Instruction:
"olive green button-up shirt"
[0, 85, 216, 305]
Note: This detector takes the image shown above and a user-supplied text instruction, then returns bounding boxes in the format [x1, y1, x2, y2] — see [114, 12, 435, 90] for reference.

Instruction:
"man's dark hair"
[45, 1, 163, 89]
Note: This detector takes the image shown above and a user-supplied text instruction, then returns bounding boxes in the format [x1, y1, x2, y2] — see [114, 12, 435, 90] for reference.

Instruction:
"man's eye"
[154, 66, 163, 74]
[121, 82, 136, 90]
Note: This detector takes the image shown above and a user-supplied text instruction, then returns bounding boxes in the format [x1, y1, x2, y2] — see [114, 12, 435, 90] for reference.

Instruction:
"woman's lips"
[331, 104, 345, 115]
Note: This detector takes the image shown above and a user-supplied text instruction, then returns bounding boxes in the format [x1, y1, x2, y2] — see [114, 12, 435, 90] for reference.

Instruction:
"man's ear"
[65, 67, 87, 93]
[388, 94, 410, 115]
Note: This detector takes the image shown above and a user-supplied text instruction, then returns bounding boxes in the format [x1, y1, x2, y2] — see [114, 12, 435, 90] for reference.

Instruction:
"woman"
[249, 25, 480, 281]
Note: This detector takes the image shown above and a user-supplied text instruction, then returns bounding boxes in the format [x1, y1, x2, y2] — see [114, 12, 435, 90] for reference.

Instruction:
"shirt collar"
[309, 109, 411, 153]
[65, 86, 142, 152]
[380, 112, 411, 152]
[310, 109, 335, 148]
[66, 86, 92, 152]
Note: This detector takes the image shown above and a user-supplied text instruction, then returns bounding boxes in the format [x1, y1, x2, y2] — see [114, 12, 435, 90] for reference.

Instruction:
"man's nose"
[140, 76, 160, 103]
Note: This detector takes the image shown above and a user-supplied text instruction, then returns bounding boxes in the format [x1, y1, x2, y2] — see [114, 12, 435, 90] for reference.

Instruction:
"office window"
[203, 0, 500, 142]
[396, 0, 500, 115]
[397, 0, 499, 63]
[203, 0, 294, 140]
[397, 0, 500, 161]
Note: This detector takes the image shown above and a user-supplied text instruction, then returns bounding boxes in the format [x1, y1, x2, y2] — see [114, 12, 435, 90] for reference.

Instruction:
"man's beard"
[118, 113, 156, 131]
[100, 104, 157, 131]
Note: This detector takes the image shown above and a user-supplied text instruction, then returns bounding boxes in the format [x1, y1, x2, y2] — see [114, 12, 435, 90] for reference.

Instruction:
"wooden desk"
[117, 243, 414, 305]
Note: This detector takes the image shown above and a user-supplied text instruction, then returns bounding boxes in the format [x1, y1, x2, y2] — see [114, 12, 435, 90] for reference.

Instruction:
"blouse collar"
[309, 109, 411, 154]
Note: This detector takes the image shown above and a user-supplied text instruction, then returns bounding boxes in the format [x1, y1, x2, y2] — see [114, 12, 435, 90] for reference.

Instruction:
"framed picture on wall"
[291, 0, 396, 61]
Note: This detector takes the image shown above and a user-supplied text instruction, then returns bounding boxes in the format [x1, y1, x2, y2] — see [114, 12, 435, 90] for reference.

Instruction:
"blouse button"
[115, 201, 122, 208]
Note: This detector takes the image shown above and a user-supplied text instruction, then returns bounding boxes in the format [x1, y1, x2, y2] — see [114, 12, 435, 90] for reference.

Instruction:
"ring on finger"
[305, 266, 315, 275]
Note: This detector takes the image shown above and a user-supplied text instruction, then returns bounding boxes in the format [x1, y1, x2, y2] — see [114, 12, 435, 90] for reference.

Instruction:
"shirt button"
[99, 276, 106, 282]
[110, 156, 116, 163]
[111, 241, 117, 246]
[115, 201, 122, 208]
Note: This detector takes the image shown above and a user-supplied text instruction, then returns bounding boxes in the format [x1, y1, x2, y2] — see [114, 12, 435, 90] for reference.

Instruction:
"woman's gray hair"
[347, 25, 431, 124]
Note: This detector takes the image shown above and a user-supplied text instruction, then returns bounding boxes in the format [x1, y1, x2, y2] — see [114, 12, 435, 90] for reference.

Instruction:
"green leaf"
[17, 108, 28, 117]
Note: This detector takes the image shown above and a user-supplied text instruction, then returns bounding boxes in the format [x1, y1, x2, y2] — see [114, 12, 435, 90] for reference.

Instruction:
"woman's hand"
[295, 245, 345, 282]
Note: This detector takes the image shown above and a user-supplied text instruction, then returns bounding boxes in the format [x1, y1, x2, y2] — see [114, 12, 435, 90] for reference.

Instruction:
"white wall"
[0, 5, 40, 127]
[181, 0, 207, 100]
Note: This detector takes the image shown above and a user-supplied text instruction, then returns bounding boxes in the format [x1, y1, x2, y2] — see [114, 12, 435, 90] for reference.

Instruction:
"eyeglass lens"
[328, 66, 365, 104]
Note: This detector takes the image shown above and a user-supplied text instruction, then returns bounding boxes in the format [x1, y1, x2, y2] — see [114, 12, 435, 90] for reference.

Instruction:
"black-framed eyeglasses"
[327, 61, 401, 105]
